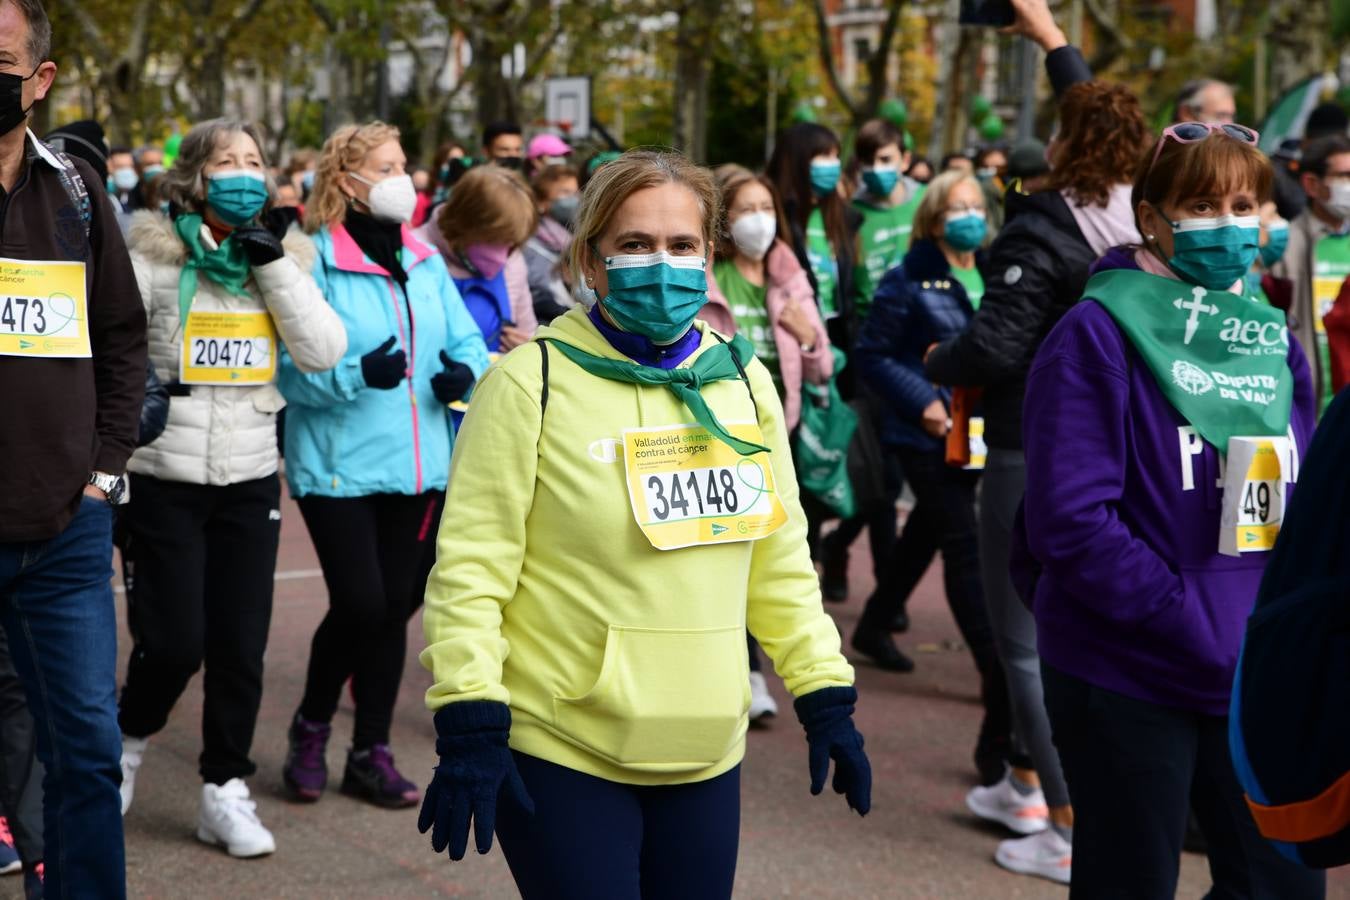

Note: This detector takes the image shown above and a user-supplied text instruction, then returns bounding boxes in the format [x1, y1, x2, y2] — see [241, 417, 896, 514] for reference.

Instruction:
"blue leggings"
[496, 752, 741, 900]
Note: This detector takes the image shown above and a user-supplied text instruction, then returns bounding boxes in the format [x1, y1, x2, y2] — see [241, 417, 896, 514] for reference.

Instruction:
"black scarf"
[344, 209, 407, 285]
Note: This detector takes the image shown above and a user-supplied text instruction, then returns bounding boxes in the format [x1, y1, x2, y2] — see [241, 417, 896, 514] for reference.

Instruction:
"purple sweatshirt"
[1018, 249, 1317, 715]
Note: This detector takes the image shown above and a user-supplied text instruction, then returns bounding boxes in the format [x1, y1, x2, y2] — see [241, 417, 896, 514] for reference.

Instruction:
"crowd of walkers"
[2, 0, 1350, 896]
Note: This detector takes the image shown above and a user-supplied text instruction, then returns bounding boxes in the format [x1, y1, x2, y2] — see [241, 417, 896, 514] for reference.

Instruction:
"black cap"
[1305, 103, 1349, 142]
[44, 120, 109, 183]
[1007, 139, 1049, 179]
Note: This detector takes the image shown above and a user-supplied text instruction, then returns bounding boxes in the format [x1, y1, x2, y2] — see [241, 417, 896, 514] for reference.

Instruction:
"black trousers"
[1042, 663, 1326, 900]
[0, 627, 43, 866]
[296, 492, 443, 749]
[119, 473, 281, 785]
[861, 446, 1014, 770]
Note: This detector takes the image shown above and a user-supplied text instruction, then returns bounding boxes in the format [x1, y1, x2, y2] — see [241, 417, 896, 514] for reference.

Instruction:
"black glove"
[419, 701, 534, 861]
[431, 350, 476, 405]
[264, 205, 301, 241]
[361, 336, 407, 390]
[232, 225, 285, 267]
[794, 686, 871, 816]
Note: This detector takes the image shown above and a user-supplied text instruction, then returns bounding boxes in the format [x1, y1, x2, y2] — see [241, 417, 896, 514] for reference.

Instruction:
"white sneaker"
[996, 827, 1073, 884]
[196, 779, 276, 858]
[966, 772, 1049, 835]
[120, 735, 148, 815]
[748, 672, 778, 721]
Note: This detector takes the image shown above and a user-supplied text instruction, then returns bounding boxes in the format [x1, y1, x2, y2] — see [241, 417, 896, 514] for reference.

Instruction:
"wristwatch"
[88, 471, 127, 505]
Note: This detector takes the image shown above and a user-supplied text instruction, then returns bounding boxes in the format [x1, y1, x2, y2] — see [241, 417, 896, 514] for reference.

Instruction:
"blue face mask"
[862, 165, 898, 198]
[142, 164, 165, 182]
[1260, 221, 1289, 269]
[300, 170, 316, 193]
[1166, 215, 1261, 291]
[206, 170, 269, 227]
[943, 211, 987, 252]
[598, 250, 709, 344]
[809, 159, 841, 197]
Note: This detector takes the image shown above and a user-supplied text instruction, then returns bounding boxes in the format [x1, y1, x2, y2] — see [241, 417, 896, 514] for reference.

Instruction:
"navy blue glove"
[431, 350, 476, 405]
[361, 336, 407, 390]
[794, 686, 871, 816]
[418, 701, 534, 861]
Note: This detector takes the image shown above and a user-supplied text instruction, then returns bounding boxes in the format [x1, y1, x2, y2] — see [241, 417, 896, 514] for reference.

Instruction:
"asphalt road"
[5, 496, 1345, 898]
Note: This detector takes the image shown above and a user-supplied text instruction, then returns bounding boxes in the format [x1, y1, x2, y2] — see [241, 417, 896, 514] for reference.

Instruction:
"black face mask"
[494, 155, 524, 171]
[0, 68, 38, 138]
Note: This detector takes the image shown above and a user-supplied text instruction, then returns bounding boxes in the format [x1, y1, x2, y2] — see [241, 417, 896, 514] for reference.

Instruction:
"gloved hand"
[794, 686, 871, 816]
[431, 350, 476, 405]
[361, 336, 407, 390]
[232, 226, 285, 267]
[419, 701, 534, 861]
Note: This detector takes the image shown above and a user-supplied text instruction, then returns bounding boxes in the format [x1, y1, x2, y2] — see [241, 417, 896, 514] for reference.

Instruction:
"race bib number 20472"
[0, 258, 90, 358]
[623, 422, 788, 551]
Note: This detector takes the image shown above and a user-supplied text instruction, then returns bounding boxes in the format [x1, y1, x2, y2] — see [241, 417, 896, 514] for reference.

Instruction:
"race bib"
[1219, 436, 1287, 556]
[623, 422, 788, 551]
[0, 258, 90, 358]
[964, 416, 987, 471]
[180, 310, 277, 386]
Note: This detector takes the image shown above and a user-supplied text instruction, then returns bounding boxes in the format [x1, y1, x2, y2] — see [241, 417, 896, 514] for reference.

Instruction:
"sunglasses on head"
[1146, 122, 1260, 177]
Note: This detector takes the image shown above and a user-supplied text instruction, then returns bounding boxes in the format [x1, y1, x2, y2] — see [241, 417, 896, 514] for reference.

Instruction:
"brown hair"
[1048, 82, 1153, 208]
[436, 165, 538, 251]
[855, 119, 905, 166]
[713, 163, 787, 263]
[156, 118, 274, 216]
[1133, 130, 1273, 215]
[565, 150, 720, 283]
[530, 164, 579, 204]
[305, 121, 401, 233]
[912, 170, 983, 243]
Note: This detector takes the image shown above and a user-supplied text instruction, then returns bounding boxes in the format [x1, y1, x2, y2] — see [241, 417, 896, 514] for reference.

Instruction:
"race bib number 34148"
[623, 422, 788, 551]
[0, 258, 90, 358]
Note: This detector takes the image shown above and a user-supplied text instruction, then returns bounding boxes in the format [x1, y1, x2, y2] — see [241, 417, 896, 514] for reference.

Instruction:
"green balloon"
[1337, 85, 1350, 110]
[791, 101, 819, 124]
[903, 131, 914, 153]
[978, 115, 1005, 142]
[969, 95, 993, 121]
[163, 132, 183, 167]
[879, 98, 908, 128]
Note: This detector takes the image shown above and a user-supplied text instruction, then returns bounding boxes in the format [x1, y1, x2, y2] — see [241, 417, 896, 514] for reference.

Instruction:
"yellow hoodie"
[420, 308, 854, 786]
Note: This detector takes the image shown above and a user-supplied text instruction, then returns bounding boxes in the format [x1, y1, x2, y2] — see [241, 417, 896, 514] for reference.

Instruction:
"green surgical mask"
[1167, 215, 1261, 291]
[599, 250, 708, 344]
[809, 160, 841, 197]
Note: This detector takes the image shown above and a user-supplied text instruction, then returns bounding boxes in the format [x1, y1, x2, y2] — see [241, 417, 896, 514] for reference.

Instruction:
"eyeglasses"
[1146, 122, 1260, 178]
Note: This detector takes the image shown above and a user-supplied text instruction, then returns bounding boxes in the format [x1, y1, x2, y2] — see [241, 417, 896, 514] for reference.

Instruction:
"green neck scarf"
[1087, 268, 1294, 451]
[175, 213, 252, 324]
[546, 333, 771, 456]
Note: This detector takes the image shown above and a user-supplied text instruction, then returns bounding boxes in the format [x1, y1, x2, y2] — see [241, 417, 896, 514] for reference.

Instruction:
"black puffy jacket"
[923, 189, 1095, 450]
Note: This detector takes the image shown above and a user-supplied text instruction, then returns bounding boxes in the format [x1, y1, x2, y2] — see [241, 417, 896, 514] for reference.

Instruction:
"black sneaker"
[341, 744, 420, 809]
[850, 626, 915, 672]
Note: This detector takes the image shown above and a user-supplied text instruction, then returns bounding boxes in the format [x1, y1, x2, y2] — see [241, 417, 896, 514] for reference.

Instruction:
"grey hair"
[1175, 78, 1232, 118]
[10, 0, 51, 66]
[156, 118, 274, 215]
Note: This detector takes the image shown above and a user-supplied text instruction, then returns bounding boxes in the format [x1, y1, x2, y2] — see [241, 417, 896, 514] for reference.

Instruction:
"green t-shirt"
[951, 265, 984, 310]
[714, 259, 782, 394]
[1312, 234, 1350, 414]
[853, 183, 925, 317]
[805, 208, 839, 319]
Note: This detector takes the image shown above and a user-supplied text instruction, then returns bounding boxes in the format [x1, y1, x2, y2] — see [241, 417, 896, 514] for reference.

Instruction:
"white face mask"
[112, 167, 138, 192]
[1325, 181, 1350, 221]
[730, 211, 776, 260]
[351, 172, 417, 224]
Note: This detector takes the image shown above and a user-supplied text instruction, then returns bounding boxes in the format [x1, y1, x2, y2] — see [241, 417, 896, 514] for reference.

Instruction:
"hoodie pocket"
[553, 624, 750, 772]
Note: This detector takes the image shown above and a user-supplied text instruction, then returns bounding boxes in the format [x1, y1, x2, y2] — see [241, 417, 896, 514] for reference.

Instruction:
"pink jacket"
[413, 218, 538, 338]
[700, 239, 833, 431]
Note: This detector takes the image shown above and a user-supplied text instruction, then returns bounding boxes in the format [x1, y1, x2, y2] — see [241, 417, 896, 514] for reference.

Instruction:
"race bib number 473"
[623, 422, 788, 551]
[0, 258, 90, 358]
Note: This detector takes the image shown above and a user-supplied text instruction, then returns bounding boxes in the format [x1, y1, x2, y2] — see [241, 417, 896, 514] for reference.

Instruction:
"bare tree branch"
[812, 0, 860, 120]
[51, 0, 111, 59]
[864, 0, 906, 111]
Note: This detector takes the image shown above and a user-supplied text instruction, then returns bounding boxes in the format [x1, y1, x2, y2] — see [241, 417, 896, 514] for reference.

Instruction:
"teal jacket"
[278, 223, 491, 498]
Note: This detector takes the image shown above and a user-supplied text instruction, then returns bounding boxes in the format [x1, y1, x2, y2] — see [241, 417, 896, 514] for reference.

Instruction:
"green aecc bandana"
[175, 213, 252, 324]
[1086, 268, 1294, 451]
[546, 334, 771, 456]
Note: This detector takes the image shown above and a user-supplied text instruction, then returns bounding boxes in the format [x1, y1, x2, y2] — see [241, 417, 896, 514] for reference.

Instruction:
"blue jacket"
[278, 223, 491, 498]
[855, 239, 983, 450]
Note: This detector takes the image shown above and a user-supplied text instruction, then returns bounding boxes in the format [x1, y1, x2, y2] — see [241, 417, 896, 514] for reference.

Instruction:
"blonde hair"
[436, 165, 538, 251]
[565, 150, 721, 283]
[912, 169, 984, 243]
[305, 121, 402, 233]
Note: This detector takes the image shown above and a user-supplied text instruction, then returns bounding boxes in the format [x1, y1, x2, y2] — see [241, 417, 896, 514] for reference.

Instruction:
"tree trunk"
[672, 0, 720, 163]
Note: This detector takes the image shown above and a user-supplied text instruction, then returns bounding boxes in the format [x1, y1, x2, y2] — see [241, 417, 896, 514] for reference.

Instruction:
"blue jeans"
[0, 497, 125, 899]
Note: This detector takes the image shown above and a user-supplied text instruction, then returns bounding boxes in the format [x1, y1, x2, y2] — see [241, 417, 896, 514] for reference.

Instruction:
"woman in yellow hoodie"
[417, 150, 869, 898]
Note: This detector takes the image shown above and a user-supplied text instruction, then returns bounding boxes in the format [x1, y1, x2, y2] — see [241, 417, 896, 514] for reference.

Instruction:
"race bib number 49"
[180, 311, 277, 386]
[623, 422, 788, 551]
[0, 258, 90, 358]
